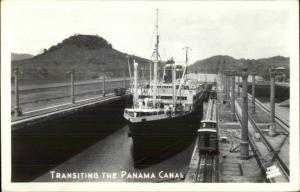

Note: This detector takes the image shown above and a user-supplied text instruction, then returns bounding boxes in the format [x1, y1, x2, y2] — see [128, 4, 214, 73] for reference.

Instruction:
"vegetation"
[44, 34, 113, 54]
[12, 34, 150, 82]
[189, 55, 289, 80]
[11, 53, 34, 61]
[11, 34, 289, 83]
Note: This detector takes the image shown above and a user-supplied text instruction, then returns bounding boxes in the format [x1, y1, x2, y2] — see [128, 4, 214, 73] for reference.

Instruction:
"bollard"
[13, 68, 22, 117]
[70, 69, 75, 104]
[240, 68, 249, 159]
[269, 70, 276, 136]
[103, 69, 106, 97]
[251, 74, 256, 113]
[231, 76, 235, 115]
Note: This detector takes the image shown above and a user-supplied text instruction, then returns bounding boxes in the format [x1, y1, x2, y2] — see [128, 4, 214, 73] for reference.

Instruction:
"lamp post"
[251, 73, 257, 114]
[13, 68, 22, 117]
[231, 75, 235, 115]
[237, 76, 240, 97]
[124, 55, 128, 89]
[224, 74, 228, 101]
[102, 68, 106, 97]
[225, 71, 238, 119]
[227, 75, 231, 101]
[268, 68, 277, 136]
[240, 67, 249, 160]
[70, 69, 75, 104]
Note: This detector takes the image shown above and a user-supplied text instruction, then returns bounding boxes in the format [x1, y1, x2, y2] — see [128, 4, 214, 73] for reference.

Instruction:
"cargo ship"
[123, 10, 207, 160]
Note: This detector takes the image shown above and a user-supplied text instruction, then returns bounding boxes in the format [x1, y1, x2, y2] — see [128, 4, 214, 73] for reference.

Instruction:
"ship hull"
[127, 99, 204, 161]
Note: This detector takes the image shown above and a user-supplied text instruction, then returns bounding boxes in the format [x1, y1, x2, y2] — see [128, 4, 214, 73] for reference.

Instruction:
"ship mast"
[149, 61, 152, 83]
[133, 59, 138, 106]
[176, 47, 191, 97]
[153, 9, 160, 106]
[183, 46, 192, 75]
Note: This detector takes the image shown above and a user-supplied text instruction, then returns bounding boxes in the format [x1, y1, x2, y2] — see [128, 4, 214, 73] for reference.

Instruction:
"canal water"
[12, 99, 197, 182]
[34, 125, 195, 182]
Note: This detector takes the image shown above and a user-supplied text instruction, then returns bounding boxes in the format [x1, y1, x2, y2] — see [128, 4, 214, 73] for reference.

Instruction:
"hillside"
[12, 34, 150, 81]
[11, 53, 34, 61]
[189, 55, 289, 80]
[12, 34, 289, 82]
[189, 55, 243, 73]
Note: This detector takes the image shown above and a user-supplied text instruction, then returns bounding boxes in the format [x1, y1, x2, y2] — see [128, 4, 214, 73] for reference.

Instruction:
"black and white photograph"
[1, 0, 299, 191]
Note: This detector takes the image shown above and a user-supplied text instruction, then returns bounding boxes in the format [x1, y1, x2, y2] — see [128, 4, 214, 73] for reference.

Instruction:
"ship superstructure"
[123, 10, 207, 160]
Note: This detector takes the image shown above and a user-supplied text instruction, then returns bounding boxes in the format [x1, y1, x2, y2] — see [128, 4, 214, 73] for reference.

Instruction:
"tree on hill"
[44, 34, 113, 54]
[11, 34, 150, 81]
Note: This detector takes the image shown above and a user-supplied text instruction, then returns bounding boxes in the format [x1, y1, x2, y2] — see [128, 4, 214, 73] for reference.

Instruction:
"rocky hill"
[12, 34, 150, 81]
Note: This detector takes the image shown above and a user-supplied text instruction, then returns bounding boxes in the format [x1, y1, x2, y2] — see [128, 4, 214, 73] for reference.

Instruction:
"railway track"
[247, 94, 289, 135]
[235, 101, 289, 182]
[195, 153, 216, 182]
[248, 114, 289, 180]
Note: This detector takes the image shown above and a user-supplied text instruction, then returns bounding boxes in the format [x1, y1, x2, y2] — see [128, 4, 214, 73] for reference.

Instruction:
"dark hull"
[128, 108, 202, 137]
[127, 97, 204, 161]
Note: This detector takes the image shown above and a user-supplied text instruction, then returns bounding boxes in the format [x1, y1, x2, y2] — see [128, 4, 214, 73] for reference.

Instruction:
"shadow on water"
[132, 136, 196, 169]
[12, 98, 129, 182]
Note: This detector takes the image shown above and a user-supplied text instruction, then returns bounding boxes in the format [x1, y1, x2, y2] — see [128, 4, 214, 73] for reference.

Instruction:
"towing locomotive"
[198, 87, 218, 153]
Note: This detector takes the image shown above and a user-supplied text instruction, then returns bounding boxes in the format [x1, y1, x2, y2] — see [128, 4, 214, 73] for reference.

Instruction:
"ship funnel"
[163, 58, 175, 83]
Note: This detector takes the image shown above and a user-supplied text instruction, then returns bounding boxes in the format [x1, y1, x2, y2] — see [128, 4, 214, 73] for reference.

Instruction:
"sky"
[3, 0, 296, 63]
